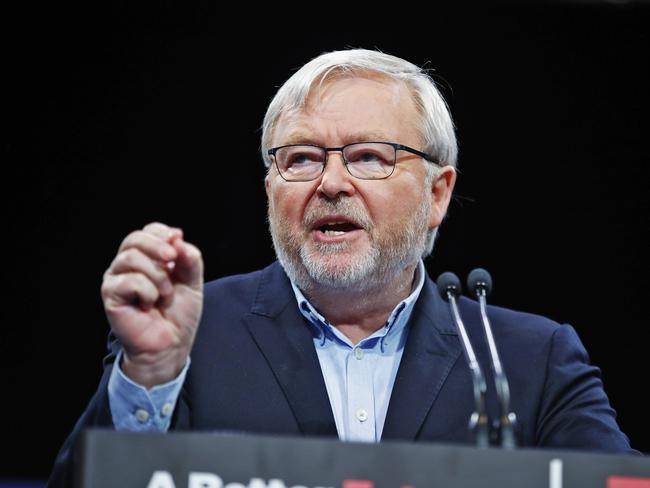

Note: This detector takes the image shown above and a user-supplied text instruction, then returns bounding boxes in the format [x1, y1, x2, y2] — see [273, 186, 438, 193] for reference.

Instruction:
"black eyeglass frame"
[267, 141, 441, 182]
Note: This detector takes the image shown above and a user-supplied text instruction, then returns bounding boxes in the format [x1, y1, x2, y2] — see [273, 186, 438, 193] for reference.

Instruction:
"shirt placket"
[346, 343, 376, 442]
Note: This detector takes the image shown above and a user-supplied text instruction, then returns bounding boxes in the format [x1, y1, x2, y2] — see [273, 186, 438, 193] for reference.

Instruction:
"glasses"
[267, 141, 440, 182]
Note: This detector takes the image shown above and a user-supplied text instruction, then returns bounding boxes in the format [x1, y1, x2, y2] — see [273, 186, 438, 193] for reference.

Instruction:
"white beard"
[268, 193, 432, 294]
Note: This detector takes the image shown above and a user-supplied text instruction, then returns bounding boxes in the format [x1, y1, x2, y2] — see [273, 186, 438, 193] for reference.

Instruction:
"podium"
[77, 429, 650, 488]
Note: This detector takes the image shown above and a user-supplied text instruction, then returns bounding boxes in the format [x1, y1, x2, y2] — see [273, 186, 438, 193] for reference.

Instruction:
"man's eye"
[358, 152, 382, 162]
[289, 153, 315, 165]
[349, 151, 386, 164]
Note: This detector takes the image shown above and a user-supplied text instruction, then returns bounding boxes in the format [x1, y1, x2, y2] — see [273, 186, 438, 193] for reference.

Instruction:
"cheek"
[269, 183, 314, 226]
[361, 185, 404, 217]
[364, 182, 427, 227]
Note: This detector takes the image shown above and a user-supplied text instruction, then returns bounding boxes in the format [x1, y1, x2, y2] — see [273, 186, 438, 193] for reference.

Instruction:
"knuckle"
[101, 273, 119, 298]
[187, 243, 202, 258]
[123, 229, 143, 243]
[143, 222, 169, 235]
[122, 247, 140, 265]
[192, 246, 202, 259]
[144, 221, 166, 229]
[111, 250, 131, 270]
[119, 230, 145, 252]
[102, 269, 113, 283]
[100, 280, 110, 298]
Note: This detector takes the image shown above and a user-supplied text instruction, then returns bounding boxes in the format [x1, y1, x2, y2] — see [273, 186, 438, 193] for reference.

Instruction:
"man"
[48, 49, 634, 487]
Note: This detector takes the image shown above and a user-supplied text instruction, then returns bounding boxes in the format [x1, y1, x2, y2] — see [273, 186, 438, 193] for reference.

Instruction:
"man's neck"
[303, 263, 419, 345]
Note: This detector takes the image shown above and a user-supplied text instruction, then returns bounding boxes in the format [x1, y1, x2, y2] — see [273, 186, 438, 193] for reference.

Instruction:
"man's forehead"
[279, 129, 396, 146]
[272, 76, 419, 146]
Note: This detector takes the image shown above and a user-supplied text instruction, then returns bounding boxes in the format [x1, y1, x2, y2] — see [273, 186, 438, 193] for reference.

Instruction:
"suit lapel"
[241, 263, 460, 441]
[382, 276, 462, 441]
[242, 263, 337, 437]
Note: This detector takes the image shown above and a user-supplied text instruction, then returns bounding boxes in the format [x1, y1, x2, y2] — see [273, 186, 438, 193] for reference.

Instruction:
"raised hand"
[101, 222, 204, 388]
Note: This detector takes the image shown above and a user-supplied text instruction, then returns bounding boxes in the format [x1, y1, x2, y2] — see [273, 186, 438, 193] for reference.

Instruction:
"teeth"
[323, 230, 345, 236]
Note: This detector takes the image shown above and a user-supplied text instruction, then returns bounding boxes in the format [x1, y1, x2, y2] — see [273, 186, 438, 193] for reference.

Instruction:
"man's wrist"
[121, 348, 190, 389]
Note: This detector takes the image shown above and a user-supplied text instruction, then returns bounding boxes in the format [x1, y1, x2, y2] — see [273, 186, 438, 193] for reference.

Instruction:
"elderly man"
[48, 49, 633, 486]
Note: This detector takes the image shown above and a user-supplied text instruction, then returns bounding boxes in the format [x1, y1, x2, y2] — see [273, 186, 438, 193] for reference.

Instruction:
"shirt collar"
[290, 260, 426, 349]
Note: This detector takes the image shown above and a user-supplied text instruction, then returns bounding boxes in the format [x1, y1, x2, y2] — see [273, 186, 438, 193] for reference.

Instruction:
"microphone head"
[467, 268, 493, 297]
[436, 271, 462, 300]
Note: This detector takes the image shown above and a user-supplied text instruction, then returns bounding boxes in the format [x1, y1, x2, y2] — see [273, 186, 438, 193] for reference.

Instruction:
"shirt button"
[135, 409, 150, 423]
[356, 409, 368, 422]
[354, 348, 364, 360]
[161, 403, 174, 417]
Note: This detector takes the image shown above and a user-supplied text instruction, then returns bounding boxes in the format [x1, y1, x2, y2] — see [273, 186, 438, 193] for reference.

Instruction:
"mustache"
[303, 198, 373, 230]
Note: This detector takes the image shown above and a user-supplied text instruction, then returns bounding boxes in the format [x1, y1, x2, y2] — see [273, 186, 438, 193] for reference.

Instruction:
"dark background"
[2, 2, 649, 481]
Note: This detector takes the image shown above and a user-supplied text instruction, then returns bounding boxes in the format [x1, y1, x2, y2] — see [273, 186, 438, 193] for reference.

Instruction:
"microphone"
[436, 272, 490, 448]
[467, 268, 518, 449]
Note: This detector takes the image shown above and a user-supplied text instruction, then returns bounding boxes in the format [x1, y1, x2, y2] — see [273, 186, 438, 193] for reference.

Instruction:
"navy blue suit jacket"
[48, 261, 634, 486]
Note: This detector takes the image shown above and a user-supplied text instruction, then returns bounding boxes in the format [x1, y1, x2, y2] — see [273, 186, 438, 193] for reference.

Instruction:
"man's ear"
[429, 165, 457, 229]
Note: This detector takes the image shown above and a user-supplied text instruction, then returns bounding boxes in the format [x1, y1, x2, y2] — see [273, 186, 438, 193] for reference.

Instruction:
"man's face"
[266, 75, 454, 292]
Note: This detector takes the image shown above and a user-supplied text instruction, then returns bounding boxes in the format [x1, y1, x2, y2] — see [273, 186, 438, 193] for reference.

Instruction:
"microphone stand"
[437, 272, 490, 448]
[469, 269, 518, 448]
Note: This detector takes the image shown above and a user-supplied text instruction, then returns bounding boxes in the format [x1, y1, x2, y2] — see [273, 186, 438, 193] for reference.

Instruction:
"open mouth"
[318, 221, 361, 236]
[311, 215, 364, 239]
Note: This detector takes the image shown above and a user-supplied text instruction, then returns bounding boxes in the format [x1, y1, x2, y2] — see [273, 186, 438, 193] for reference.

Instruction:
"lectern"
[77, 429, 650, 488]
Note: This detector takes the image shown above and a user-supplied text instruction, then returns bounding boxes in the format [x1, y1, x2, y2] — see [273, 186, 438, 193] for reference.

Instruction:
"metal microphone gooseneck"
[437, 272, 490, 448]
[467, 268, 518, 448]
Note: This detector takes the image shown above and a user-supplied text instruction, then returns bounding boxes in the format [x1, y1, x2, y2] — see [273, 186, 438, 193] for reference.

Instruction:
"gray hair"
[261, 48, 458, 172]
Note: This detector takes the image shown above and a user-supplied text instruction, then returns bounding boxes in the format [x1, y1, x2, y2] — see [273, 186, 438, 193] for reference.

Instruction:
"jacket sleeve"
[47, 340, 119, 488]
[535, 324, 636, 453]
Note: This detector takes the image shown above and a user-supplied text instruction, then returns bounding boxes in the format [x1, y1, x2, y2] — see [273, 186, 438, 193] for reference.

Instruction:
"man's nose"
[317, 152, 356, 199]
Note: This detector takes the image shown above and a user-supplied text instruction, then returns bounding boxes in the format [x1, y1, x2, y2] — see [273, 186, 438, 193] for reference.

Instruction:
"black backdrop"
[2, 3, 649, 481]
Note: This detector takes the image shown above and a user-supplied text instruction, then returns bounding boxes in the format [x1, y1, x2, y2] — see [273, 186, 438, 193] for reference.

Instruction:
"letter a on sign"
[189, 472, 224, 488]
[147, 471, 176, 488]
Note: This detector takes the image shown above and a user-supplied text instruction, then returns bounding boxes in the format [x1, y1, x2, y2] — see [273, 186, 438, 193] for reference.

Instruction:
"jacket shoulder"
[200, 261, 294, 322]
[456, 294, 564, 338]
[203, 266, 267, 307]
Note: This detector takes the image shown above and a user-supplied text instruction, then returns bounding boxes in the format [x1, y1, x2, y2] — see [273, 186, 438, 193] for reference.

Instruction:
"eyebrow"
[281, 131, 393, 146]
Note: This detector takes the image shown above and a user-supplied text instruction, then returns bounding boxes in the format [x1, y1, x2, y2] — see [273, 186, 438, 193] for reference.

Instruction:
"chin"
[298, 244, 381, 291]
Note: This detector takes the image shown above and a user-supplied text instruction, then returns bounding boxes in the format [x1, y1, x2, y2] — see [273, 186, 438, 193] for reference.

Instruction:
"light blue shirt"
[108, 261, 426, 441]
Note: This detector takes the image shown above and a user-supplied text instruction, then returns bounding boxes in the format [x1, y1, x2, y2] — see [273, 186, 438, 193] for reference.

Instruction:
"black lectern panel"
[77, 429, 650, 488]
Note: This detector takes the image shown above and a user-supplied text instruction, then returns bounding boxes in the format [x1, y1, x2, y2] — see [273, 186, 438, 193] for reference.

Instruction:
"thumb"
[171, 238, 204, 289]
